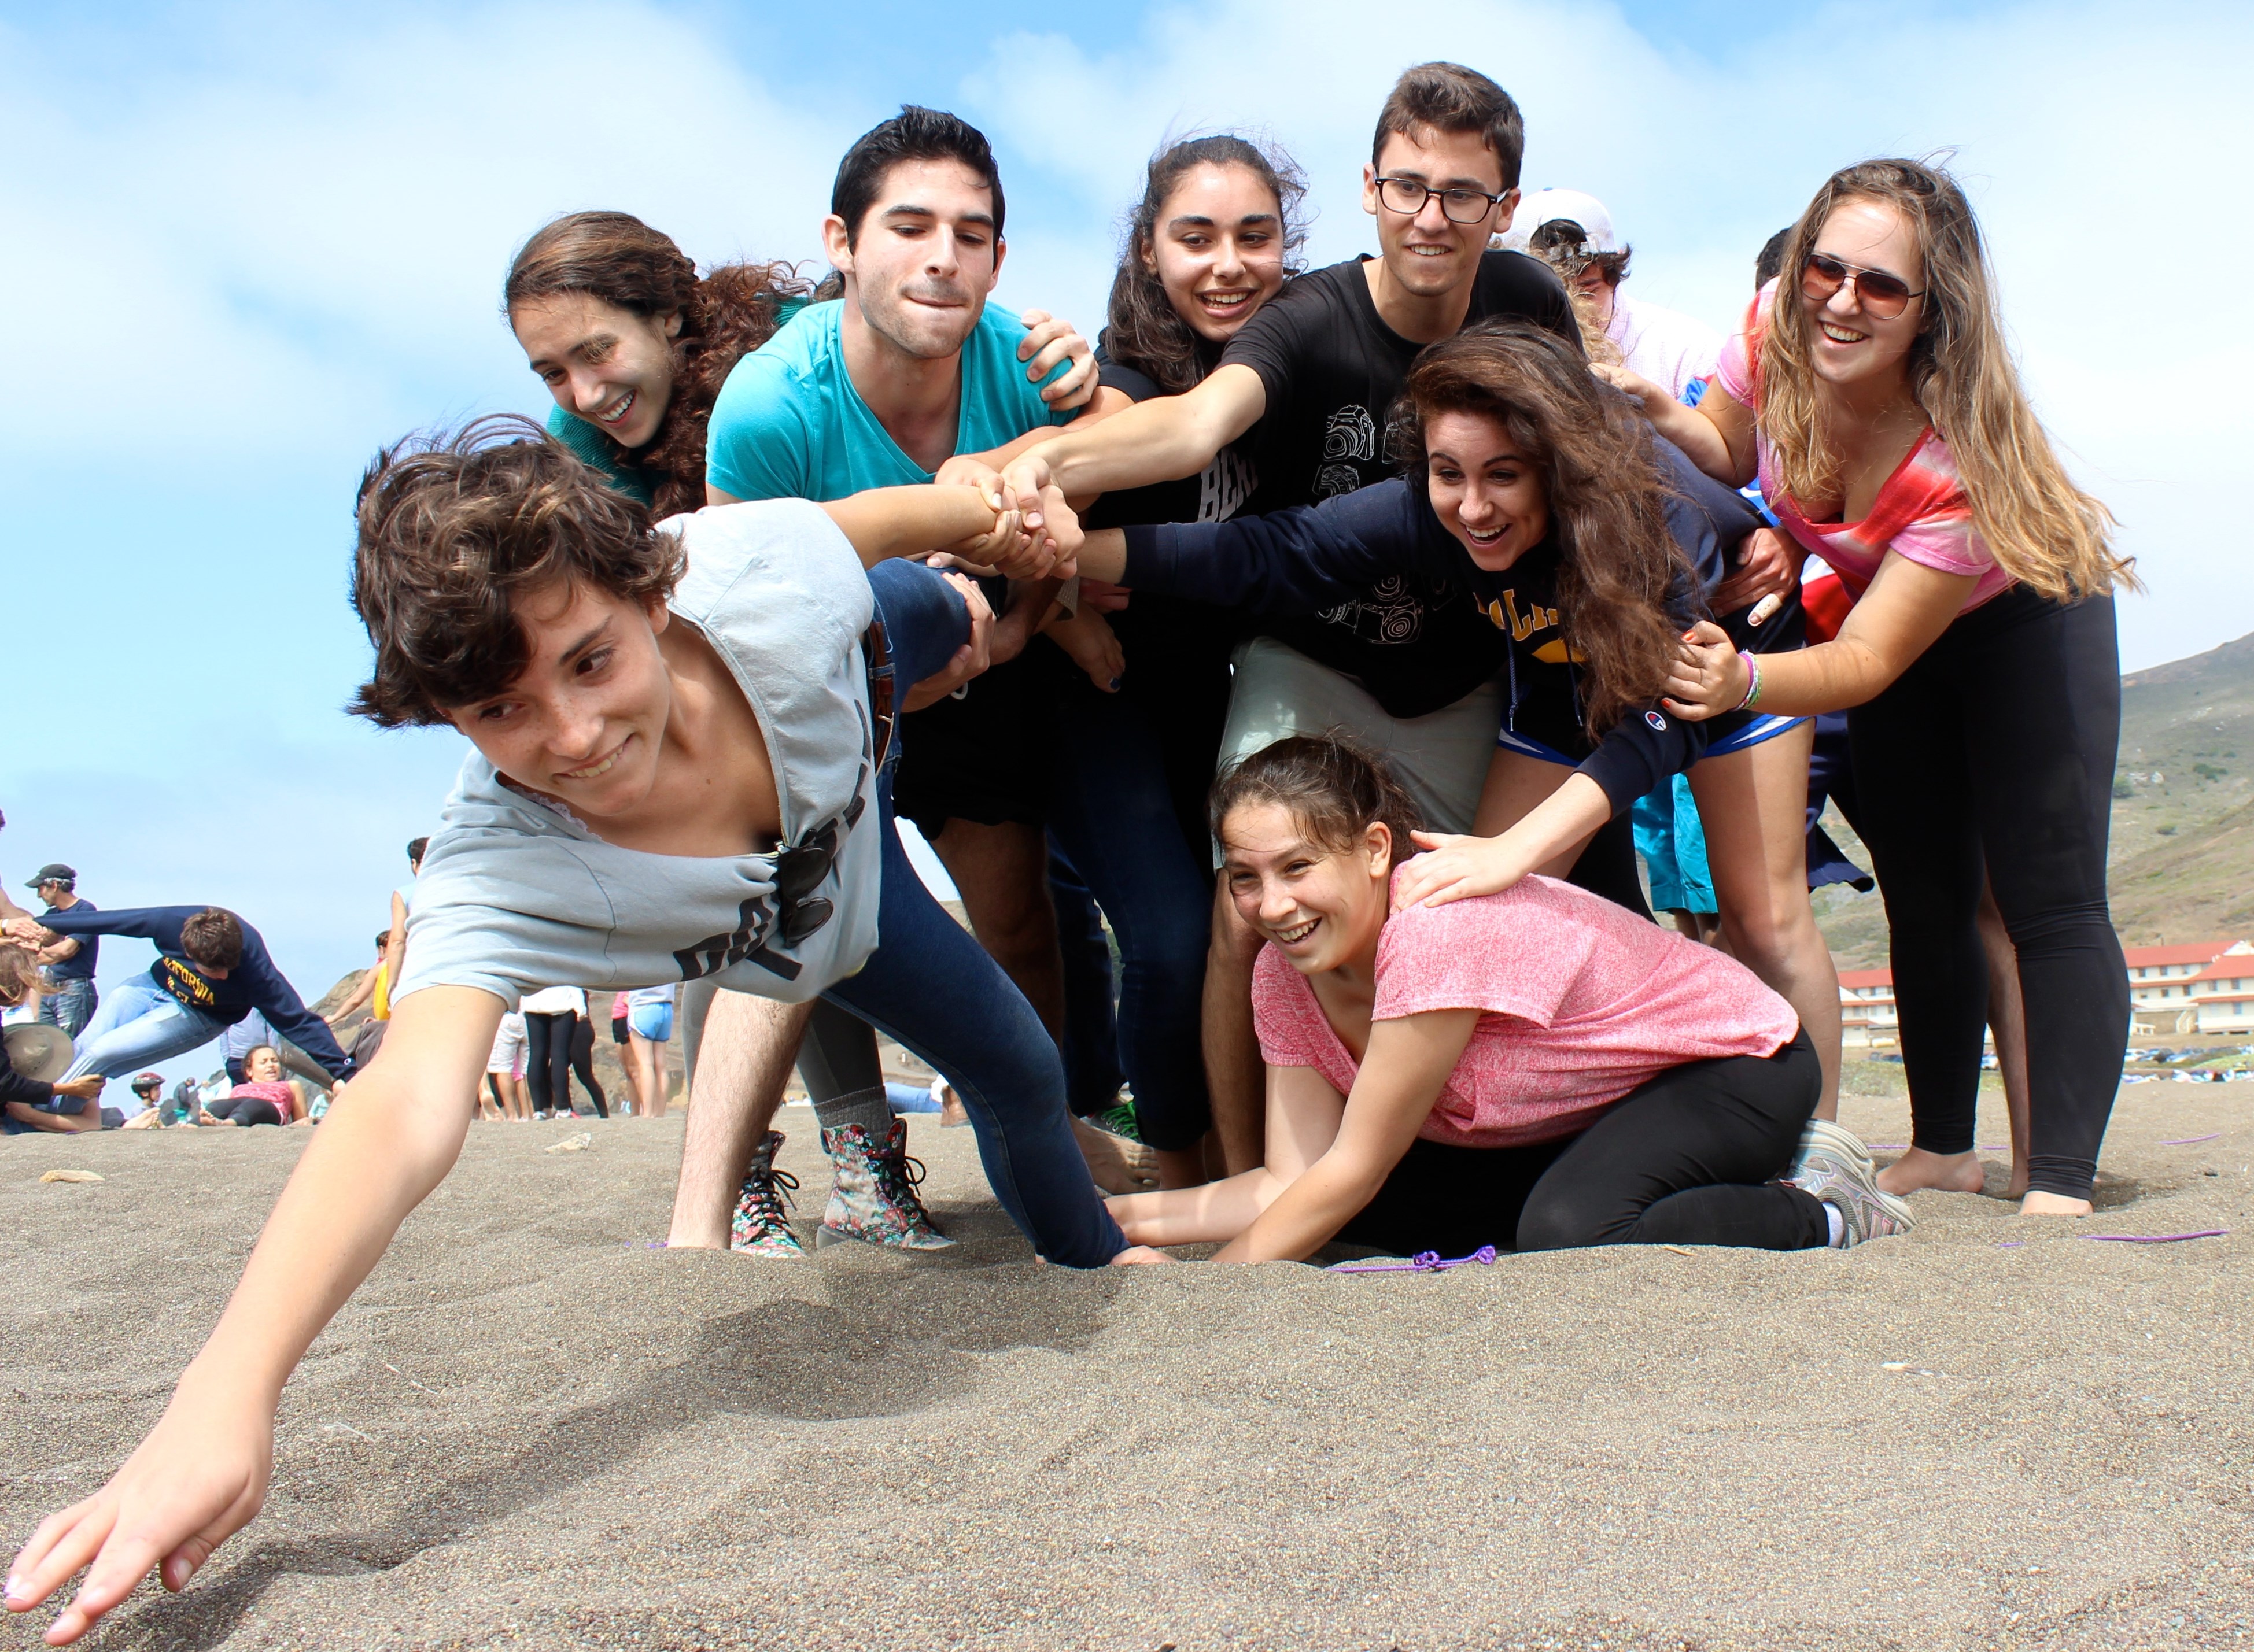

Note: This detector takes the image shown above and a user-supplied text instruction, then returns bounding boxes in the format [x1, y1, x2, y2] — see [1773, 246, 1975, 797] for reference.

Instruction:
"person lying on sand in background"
[1107, 735, 1910, 1263]
[195, 1044, 312, 1128]
[3, 416, 1158, 1647]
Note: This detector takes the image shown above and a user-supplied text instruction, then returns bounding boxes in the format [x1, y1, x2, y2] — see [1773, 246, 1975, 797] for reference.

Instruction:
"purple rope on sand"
[2161, 1133, 2222, 1145]
[1330, 1245, 1500, 1274]
[2082, 1229, 2229, 1244]
[1868, 1143, 2006, 1152]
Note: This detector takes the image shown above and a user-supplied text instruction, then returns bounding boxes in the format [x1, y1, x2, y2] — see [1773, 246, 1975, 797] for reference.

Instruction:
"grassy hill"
[1814, 629, 2254, 967]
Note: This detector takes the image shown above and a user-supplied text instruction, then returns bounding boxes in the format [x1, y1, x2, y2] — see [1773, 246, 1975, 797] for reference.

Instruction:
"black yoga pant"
[1848, 589, 2127, 1201]
[1338, 1033, 1827, 1256]
[798, 997, 886, 1100]
[568, 1015, 608, 1117]
[523, 1011, 577, 1115]
[206, 1095, 283, 1128]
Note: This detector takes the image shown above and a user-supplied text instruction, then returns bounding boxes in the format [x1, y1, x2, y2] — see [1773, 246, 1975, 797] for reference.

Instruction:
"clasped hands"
[931, 453, 1081, 581]
[2, 915, 57, 947]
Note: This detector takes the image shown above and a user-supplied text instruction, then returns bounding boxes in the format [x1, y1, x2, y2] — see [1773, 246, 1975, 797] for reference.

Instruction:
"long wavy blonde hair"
[1761, 158, 2133, 600]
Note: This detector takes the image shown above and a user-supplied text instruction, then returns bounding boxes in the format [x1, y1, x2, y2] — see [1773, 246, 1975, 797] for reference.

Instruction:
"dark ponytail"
[1209, 734, 1423, 870]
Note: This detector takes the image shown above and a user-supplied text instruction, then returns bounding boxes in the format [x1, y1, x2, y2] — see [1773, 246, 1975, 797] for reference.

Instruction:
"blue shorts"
[1495, 712, 1807, 767]
[627, 1003, 674, 1043]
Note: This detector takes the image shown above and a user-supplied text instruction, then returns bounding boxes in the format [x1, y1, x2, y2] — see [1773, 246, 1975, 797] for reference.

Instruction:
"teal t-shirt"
[706, 298, 1076, 505]
[545, 402, 657, 504]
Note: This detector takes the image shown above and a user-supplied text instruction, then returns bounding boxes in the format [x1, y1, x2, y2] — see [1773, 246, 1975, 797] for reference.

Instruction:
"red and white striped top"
[1715, 281, 2010, 614]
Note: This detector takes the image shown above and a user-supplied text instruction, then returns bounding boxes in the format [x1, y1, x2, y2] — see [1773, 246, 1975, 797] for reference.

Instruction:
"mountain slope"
[1814, 629, 2254, 966]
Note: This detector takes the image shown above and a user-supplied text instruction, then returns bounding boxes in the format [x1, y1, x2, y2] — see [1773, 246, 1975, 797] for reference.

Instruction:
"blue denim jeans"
[823, 767, 1126, 1266]
[1044, 682, 1215, 1151]
[36, 977, 98, 1040]
[63, 978, 226, 1083]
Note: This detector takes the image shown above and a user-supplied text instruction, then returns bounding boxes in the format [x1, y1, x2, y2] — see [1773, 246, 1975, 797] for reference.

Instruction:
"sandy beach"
[5, 1082, 2249, 1651]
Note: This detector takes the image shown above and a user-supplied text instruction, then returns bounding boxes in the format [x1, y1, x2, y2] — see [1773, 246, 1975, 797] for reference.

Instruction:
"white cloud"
[0, 5, 863, 470]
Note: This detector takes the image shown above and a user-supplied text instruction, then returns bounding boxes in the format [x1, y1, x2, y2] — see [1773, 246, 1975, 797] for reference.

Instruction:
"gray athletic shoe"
[1787, 1119, 1915, 1246]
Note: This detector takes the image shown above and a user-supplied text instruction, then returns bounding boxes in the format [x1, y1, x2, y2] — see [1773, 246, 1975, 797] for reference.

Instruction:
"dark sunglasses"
[1801, 252, 1925, 321]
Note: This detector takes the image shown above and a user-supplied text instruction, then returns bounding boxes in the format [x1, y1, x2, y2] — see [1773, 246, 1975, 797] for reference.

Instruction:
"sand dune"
[5, 1085, 2251, 1650]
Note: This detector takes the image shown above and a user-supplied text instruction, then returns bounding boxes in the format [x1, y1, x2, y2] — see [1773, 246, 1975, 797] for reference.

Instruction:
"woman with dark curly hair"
[1072, 319, 1849, 1116]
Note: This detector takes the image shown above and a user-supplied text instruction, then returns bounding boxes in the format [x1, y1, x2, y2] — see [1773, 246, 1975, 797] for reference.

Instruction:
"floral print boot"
[729, 1131, 807, 1259]
[816, 1118, 953, 1250]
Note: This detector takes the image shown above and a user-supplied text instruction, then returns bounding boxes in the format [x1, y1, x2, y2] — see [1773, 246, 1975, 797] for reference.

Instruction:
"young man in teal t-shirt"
[698, 105, 1130, 1259]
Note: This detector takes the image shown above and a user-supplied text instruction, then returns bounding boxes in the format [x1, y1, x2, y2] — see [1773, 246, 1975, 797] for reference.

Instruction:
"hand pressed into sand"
[6, 1369, 272, 1644]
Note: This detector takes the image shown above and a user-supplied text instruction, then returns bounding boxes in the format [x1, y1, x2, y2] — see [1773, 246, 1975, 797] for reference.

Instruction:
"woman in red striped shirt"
[1611, 158, 2134, 1218]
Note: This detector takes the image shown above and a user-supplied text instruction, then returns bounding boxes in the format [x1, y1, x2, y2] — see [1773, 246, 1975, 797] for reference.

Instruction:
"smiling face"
[1421, 408, 1550, 570]
[1219, 801, 1392, 978]
[245, 1047, 283, 1084]
[1801, 196, 1925, 394]
[828, 157, 1002, 362]
[1143, 161, 1288, 345]
[445, 579, 676, 823]
[1362, 127, 1515, 302]
[511, 293, 683, 451]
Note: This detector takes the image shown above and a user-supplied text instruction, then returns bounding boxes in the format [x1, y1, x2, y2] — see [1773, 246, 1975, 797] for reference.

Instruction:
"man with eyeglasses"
[1001, 61, 1579, 1176]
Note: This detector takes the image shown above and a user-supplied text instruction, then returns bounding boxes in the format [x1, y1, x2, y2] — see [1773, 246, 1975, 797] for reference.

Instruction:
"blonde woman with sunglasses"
[1603, 158, 2133, 1220]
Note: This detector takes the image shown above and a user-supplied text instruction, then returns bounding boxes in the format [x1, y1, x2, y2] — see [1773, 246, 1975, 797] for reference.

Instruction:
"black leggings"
[523, 1011, 577, 1115]
[205, 1095, 283, 1127]
[1338, 1033, 1827, 1256]
[568, 1015, 608, 1117]
[1849, 589, 2126, 1201]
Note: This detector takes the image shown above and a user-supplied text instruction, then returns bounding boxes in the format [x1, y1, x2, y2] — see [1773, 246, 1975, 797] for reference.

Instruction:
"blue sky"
[3, 0, 2246, 1078]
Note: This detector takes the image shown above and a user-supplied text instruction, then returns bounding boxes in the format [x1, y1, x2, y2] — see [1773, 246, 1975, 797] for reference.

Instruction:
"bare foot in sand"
[2019, 1190, 2092, 1217]
[1109, 1245, 1172, 1265]
[1072, 1116, 1157, 1195]
[1877, 1147, 1987, 1197]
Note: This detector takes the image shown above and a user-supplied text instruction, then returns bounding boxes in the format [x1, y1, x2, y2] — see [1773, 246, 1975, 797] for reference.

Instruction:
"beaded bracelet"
[1735, 650, 1764, 712]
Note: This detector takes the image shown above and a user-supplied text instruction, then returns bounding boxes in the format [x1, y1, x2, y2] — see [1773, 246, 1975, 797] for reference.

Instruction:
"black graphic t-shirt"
[1216, 252, 1581, 692]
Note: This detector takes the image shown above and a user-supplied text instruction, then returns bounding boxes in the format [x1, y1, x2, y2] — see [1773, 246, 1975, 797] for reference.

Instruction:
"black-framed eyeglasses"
[1374, 176, 1507, 226]
[1801, 251, 1925, 321]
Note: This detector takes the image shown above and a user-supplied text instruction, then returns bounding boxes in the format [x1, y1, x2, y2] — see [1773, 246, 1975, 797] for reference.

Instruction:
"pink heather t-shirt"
[1252, 873, 1801, 1149]
[1716, 281, 2010, 615]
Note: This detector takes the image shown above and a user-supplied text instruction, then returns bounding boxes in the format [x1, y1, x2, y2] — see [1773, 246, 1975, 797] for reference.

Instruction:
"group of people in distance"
[7, 60, 2134, 1641]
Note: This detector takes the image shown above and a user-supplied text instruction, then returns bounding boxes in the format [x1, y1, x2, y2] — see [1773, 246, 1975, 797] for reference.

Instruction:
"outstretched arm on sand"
[4, 985, 501, 1646]
[1108, 1063, 1349, 1247]
[1212, 1011, 1478, 1265]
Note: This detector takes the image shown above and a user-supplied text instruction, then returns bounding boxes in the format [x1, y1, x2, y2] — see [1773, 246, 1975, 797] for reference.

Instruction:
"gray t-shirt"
[395, 498, 884, 1011]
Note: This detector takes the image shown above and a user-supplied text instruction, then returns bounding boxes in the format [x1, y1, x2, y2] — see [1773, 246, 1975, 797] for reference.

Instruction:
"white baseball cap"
[1498, 189, 1618, 256]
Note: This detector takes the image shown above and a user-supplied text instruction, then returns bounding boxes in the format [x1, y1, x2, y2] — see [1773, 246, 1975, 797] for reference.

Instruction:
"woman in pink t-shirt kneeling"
[1109, 737, 1911, 1261]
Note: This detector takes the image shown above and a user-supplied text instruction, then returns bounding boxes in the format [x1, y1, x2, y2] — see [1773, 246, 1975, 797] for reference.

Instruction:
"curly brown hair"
[348, 416, 687, 728]
[1104, 134, 1307, 396]
[1388, 320, 1688, 732]
[504, 211, 838, 518]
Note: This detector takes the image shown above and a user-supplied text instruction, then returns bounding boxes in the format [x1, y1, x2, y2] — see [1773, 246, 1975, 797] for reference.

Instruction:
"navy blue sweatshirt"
[37, 905, 351, 1080]
[1119, 439, 1774, 815]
